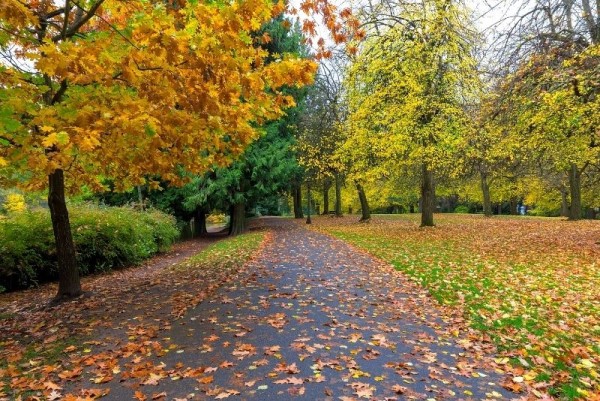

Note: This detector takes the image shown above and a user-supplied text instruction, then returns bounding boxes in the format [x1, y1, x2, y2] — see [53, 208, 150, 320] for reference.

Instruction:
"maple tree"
[0, 0, 360, 299]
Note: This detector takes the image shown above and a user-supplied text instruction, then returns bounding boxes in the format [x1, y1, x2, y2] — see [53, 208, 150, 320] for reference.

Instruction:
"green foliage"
[0, 205, 178, 291]
[453, 205, 469, 214]
[125, 16, 311, 221]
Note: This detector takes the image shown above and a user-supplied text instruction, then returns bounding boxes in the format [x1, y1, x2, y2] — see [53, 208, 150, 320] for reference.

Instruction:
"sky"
[289, 0, 523, 51]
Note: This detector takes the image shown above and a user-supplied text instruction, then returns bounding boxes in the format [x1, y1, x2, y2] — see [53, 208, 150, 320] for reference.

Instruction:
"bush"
[0, 205, 179, 291]
[206, 213, 228, 225]
[454, 205, 470, 214]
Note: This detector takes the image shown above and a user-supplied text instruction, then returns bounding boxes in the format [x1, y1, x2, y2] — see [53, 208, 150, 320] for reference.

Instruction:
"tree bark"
[306, 182, 312, 224]
[137, 185, 144, 211]
[293, 185, 303, 219]
[509, 198, 518, 215]
[420, 163, 435, 227]
[334, 173, 342, 217]
[568, 163, 582, 221]
[194, 207, 207, 237]
[560, 186, 570, 217]
[229, 201, 246, 236]
[356, 182, 371, 222]
[322, 180, 331, 215]
[48, 169, 82, 299]
[480, 170, 492, 217]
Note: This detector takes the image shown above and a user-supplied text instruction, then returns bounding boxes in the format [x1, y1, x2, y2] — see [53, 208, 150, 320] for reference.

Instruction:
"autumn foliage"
[0, 0, 354, 298]
[0, 0, 316, 191]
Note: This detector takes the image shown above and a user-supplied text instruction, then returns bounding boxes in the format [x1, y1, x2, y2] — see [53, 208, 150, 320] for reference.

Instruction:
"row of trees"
[2, 0, 598, 298]
[297, 0, 600, 226]
[0, 0, 358, 299]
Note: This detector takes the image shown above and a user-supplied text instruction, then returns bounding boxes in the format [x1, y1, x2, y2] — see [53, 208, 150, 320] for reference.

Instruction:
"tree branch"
[51, 0, 105, 42]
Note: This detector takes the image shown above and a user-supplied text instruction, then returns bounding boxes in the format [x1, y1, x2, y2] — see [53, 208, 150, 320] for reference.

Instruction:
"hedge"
[0, 205, 179, 292]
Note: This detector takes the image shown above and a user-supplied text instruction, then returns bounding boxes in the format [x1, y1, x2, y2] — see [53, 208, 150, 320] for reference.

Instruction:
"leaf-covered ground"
[1, 218, 520, 400]
[311, 214, 600, 400]
[0, 229, 267, 400]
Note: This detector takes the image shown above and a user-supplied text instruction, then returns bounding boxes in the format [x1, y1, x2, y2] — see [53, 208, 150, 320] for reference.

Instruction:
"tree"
[0, 1, 325, 299]
[481, 0, 600, 220]
[344, 0, 480, 226]
[491, 43, 600, 220]
[297, 52, 348, 218]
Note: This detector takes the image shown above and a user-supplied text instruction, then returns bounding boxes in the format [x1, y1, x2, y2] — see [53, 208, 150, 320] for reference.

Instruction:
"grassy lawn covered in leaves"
[313, 214, 600, 400]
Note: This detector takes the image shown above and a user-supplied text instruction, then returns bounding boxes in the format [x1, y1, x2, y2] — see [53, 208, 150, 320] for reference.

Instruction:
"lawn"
[312, 214, 600, 400]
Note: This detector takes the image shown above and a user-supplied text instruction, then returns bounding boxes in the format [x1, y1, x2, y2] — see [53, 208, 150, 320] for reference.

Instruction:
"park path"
[74, 218, 516, 401]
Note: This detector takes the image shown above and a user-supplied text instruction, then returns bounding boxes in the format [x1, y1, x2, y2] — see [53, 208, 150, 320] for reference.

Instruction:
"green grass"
[173, 231, 265, 273]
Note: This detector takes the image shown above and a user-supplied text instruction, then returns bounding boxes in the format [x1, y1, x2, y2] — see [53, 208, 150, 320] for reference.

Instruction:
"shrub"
[3, 193, 27, 213]
[206, 213, 228, 225]
[454, 205, 470, 214]
[0, 205, 179, 291]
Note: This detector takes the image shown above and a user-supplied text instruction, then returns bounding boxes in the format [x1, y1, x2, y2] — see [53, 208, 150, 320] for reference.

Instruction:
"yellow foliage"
[341, 0, 480, 199]
[0, 0, 324, 194]
[3, 193, 26, 213]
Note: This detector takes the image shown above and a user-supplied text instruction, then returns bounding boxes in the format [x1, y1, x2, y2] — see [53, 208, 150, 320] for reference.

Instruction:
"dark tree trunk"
[194, 208, 207, 237]
[356, 182, 371, 222]
[322, 180, 331, 215]
[560, 187, 570, 218]
[420, 163, 435, 227]
[137, 186, 144, 211]
[509, 198, 518, 215]
[306, 182, 312, 224]
[568, 164, 582, 221]
[48, 169, 82, 299]
[585, 208, 597, 220]
[293, 185, 303, 219]
[229, 201, 246, 236]
[480, 170, 492, 217]
[334, 174, 342, 217]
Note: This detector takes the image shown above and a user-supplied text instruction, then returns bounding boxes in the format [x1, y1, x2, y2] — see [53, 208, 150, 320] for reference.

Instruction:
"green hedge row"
[0, 205, 179, 292]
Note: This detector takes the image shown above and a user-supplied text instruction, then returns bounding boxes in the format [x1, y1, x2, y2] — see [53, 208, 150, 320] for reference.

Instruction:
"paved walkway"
[72, 218, 515, 400]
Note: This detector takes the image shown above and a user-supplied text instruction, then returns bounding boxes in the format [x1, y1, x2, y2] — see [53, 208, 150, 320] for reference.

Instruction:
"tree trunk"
[306, 182, 312, 224]
[420, 163, 435, 227]
[229, 201, 246, 236]
[509, 198, 518, 215]
[568, 163, 582, 221]
[194, 208, 207, 237]
[48, 169, 82, 300]
[137, 186, 144, 211]
[480, 170, 492, 217]
[322, 180, 331, 215]
[356, 182, 371, 222]
[334, 174, 342, 217]
[560, 187, 570, 218]
[293, 185, 303, 219]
